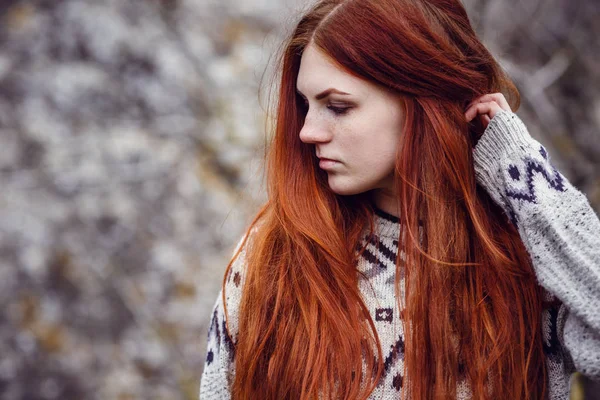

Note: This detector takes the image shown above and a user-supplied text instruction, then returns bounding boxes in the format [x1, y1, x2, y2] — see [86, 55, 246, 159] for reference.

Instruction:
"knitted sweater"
[199, 110, 600, 399]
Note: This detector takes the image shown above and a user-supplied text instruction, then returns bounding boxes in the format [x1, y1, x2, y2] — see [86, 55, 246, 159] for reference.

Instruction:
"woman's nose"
[299, 119, 332, 144]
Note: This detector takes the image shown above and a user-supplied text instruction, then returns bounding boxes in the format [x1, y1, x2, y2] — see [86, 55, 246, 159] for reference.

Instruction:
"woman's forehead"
[296, 49, 383, 100]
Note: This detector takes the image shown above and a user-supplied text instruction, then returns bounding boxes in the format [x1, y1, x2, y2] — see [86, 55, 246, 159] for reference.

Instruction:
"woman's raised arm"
[472, 109, 600, 381]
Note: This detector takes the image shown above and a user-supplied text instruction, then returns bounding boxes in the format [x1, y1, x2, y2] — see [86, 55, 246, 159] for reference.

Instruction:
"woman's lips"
[319, 158, 339, 169]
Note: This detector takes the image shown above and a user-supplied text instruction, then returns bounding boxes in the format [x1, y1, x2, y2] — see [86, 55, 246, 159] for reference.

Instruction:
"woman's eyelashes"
[327, 105, 351, 115]
[298, 98, 351, 116]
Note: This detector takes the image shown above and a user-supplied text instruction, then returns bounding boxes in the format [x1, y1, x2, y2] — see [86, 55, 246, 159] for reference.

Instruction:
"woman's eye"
[298, 98, 350, 116]
[327, 105, 350, 115]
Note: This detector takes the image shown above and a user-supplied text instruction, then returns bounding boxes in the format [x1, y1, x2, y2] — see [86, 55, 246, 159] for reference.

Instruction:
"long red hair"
[222, 0, 550, 398]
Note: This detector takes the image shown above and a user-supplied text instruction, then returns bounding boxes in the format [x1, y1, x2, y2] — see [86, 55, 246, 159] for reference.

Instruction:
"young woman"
[200, 0, 600, 399]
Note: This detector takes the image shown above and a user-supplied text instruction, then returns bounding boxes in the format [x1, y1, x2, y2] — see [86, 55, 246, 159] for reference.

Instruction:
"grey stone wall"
[0, 0, 598, 399]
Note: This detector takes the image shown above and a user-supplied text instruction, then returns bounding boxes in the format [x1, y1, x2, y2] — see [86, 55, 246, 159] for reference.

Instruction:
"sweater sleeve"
[472, 110, 600, 381]
[199, 231, 251, 399]
[199, 288, 233, 400]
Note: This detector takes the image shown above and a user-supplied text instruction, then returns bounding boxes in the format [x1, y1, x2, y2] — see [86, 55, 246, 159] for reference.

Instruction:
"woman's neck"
[371, 188, 400, 218]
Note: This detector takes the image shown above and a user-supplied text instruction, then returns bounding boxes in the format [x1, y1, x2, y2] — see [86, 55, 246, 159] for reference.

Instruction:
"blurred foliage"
[0, 0, 598, 399]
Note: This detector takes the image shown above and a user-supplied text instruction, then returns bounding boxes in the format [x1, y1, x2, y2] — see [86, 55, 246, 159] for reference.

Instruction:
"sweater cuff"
[473, 111, 546, 198]
[474, 109, 542, 170]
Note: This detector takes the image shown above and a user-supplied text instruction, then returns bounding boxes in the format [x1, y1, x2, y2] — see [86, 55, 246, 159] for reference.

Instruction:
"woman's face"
[296, 43, 405, 197]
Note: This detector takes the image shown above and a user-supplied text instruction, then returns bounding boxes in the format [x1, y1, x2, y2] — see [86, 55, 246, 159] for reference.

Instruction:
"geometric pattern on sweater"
[355, 208, 574, 399]
[200, 207, 576, 399]
[503, 148, 566, 228]
[200, 110, 600, 399]
[506, 148, 566, 202]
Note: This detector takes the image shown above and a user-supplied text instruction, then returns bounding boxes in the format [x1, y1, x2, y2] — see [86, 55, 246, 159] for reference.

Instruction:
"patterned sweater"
[199, 110, 600, 399]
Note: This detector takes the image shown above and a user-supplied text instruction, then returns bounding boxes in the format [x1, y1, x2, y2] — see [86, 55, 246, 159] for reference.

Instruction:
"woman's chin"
[327, 178, 372, 196]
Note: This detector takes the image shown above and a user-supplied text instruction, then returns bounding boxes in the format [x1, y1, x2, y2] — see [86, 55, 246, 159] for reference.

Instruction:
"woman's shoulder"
[225, 224, 260, 288]
[218, 225, 260, 341]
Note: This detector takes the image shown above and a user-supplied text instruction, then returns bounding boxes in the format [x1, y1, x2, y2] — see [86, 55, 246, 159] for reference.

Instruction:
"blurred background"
[0, 0, 598, 399]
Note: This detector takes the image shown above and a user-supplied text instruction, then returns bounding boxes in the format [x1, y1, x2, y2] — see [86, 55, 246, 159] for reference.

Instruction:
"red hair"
[222, 0, 550, 398]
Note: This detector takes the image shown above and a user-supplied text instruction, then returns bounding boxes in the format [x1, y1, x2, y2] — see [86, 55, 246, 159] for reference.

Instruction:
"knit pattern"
[200, 110, 600, 399]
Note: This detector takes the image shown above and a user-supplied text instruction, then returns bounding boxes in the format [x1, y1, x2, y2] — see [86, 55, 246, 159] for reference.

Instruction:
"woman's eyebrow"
[296, 87, 351, 100]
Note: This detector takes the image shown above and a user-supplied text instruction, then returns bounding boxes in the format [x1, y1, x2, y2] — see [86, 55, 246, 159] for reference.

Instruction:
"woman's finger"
[478, 93, 511, 111]
[465, 92, 512, 113]
[465, 101, 503, 122]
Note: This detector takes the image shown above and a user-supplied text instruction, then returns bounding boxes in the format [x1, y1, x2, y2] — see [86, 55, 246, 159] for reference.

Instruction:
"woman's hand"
[464, 93, 512, 129]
